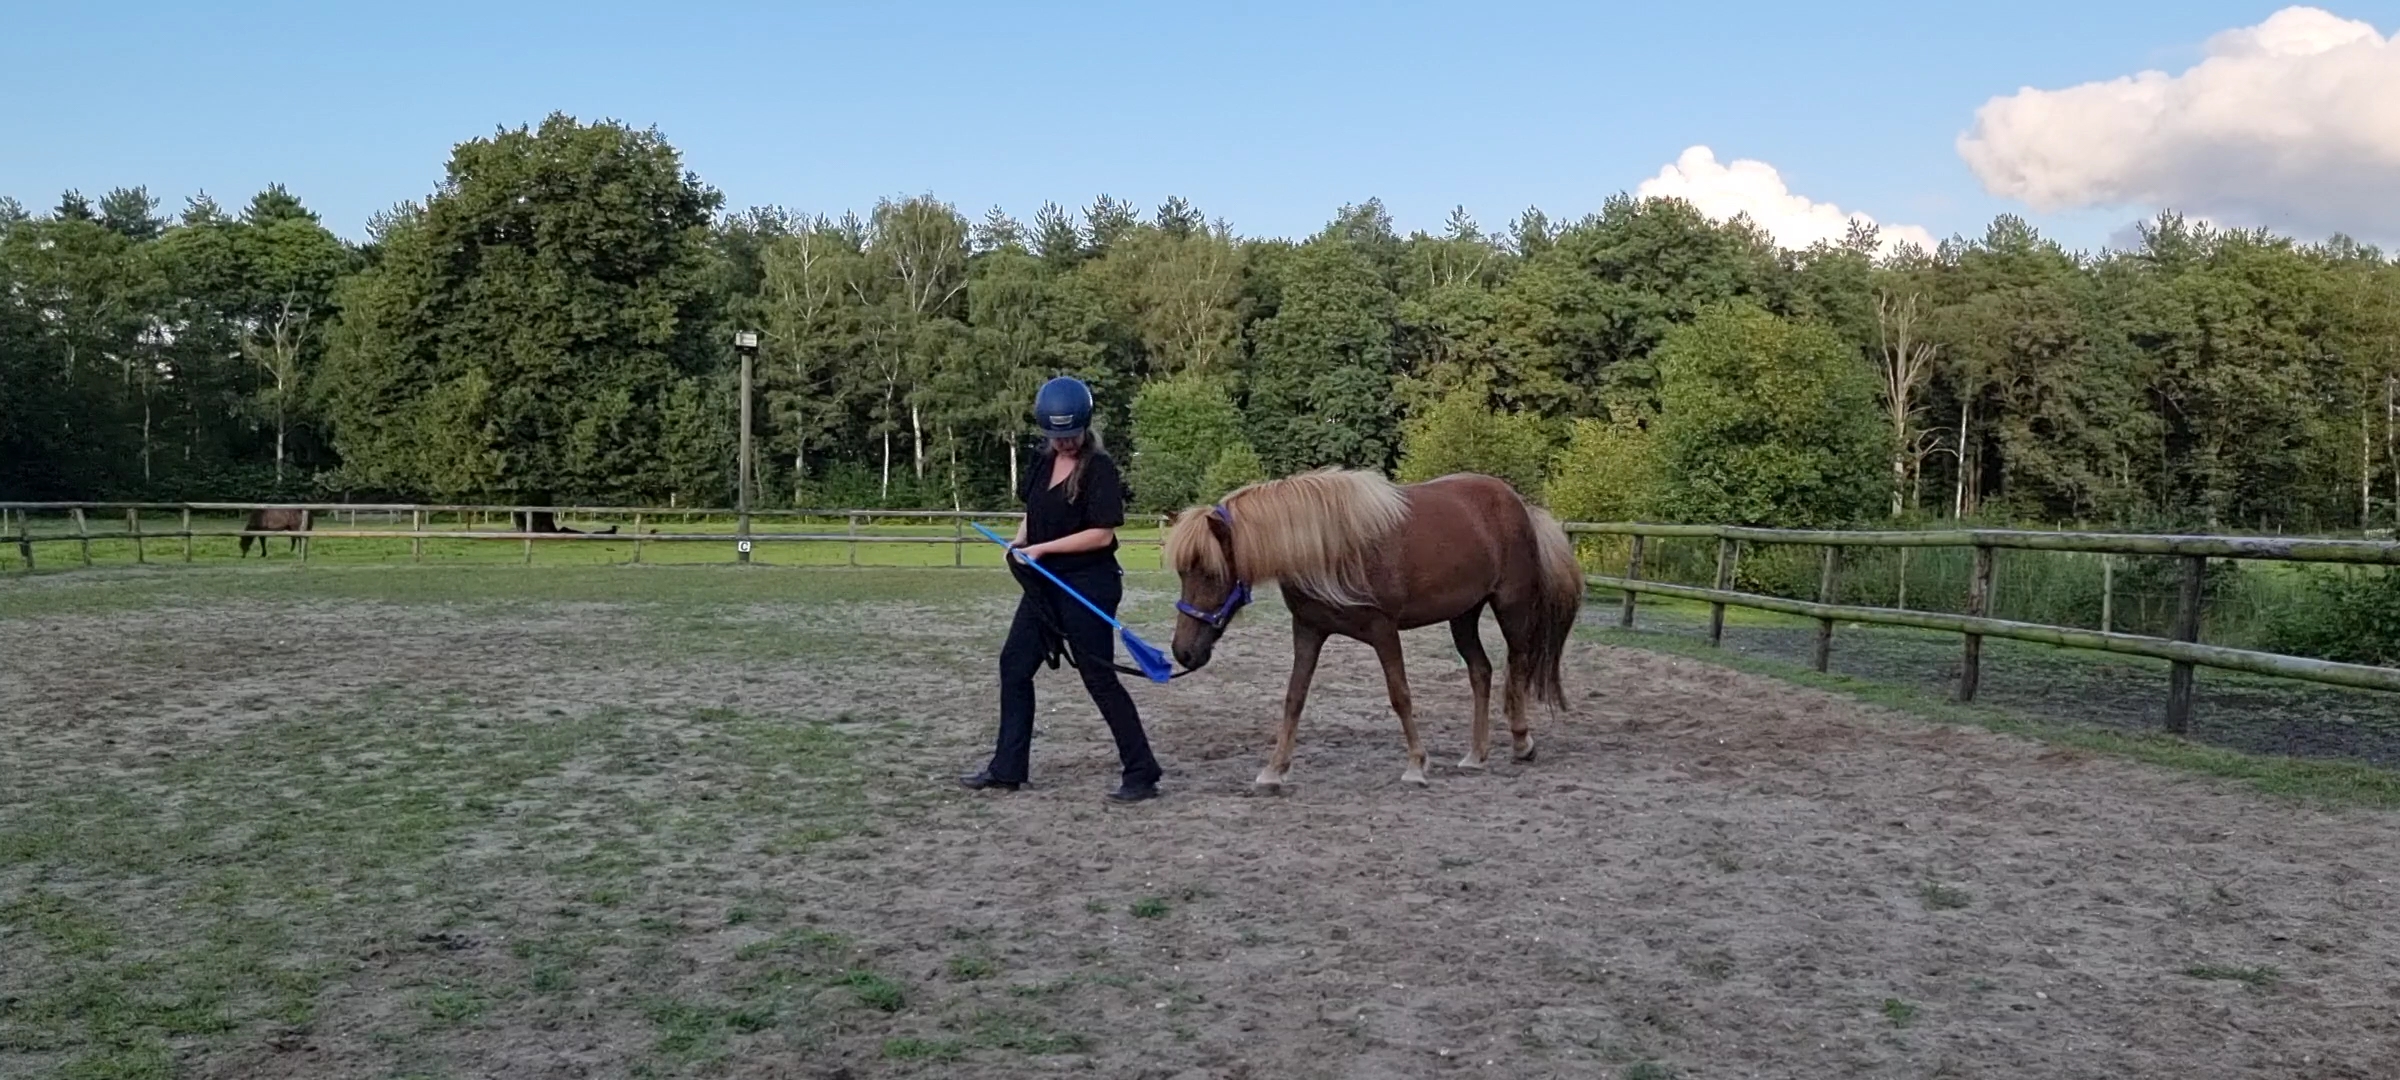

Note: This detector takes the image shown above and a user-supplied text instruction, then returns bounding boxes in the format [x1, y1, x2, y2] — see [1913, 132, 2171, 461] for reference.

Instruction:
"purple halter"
[1174, 503, 1252, 628]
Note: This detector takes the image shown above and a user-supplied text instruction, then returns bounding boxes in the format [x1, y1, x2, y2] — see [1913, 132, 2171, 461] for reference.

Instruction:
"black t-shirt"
[1019, 449, 1125, 573]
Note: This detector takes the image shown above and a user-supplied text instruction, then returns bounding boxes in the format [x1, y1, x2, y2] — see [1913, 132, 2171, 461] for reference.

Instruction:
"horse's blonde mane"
[1165, 468, 1411, 607]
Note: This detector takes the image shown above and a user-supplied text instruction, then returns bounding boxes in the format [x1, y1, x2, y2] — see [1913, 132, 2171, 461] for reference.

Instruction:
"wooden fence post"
[1813, 545, 1842, 672]
[1618, 535, 1645, 629]
[2165, 554, 2206, 734]
[129, 509, 144, 564]
[73, 508, 90, 566]
[954, 515, 964, 568]
[1895, 548, 1909, 611]
[1959, 545, 1994, 701]
[1707, 537, 1737, 646]
[299, 510, 311, 564]
[411, 509, 423, 563]
[847, 514, 859, 567]
[181, 508, 192, 562]
[631, 512, 644, 564]
[2100, 554, 2114, 633]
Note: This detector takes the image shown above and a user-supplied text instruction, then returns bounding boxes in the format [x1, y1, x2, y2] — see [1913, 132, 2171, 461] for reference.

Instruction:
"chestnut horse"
[1164, 469, 1584, 790]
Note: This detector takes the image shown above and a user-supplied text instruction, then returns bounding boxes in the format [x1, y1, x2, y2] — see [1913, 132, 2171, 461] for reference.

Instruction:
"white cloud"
[1634, 146, 1938, 257]
[1957, 6, 2400, 241]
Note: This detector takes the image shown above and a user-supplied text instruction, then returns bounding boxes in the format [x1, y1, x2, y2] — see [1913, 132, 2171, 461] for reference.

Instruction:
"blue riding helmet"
[1033, 376, 1093, 438]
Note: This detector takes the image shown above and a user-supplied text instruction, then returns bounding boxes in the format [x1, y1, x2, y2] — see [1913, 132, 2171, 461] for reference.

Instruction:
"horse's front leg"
[1257, 623, 1328, 794]
[1365, 624, 1426, 786]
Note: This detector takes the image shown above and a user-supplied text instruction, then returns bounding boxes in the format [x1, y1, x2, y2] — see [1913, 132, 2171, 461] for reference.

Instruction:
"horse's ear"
[1205, 509, 1232, 545]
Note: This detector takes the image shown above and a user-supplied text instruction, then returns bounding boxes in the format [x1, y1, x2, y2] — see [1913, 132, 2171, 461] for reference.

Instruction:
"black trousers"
[987, 559, 1162, 787]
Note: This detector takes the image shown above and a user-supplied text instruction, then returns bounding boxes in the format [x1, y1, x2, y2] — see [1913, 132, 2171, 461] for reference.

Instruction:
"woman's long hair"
[1037, 428, 1106, 502]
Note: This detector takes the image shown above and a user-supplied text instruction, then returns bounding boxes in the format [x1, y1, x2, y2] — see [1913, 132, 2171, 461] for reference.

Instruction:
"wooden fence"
[0, 501, 1158, 571]
[1568, 522, 2400, 732]
[7, 502, 2397, 732]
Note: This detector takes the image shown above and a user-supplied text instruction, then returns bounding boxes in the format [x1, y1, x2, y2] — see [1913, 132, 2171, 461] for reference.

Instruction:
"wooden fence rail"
[1565, 521, 2400, 733]
[9, 504, 2397, 733]
[0, 503, 1154, 574]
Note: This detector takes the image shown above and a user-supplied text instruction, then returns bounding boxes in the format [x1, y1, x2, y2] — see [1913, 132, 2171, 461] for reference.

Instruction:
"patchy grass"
[1128, 897, 1171, 919]
[2184, 964, 2281, 989]
[1881, 998, 1919, 1028]
[0, 571, 922, 1077]
[1580, 621, 2400, 809]
[1918, 882, 1973, 911]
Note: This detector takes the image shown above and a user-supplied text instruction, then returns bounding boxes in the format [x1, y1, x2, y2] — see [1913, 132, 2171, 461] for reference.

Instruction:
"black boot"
[1104, 779, 1158, 802]
[959, 769, 1020, 792]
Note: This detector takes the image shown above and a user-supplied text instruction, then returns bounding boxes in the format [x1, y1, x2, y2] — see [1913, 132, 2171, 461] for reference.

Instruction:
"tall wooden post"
[954, 514, 964, 568]
[181, 508, 192, 562]
[74, 508, 90, 566]
[1812, 545, 1842, 672]
[299, 509, 312, 564]
[2100, 554, 2115, 633]
[411, 509, 424, 563]
[1707, 538, 1737, 647]
[1959, 545, 1994, 701]
[1618, 535, 1645, 629]
[734, 330, 758, 565]
[2165, 555, 2206, 734]
[631, 512, 644, 564]
[129, 509, 144, 564]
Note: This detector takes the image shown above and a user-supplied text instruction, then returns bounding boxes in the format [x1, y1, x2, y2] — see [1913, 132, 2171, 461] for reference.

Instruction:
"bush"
[1129, 374, 1246, 512]
[1199, 443, 1265, 503]
[1544, 417, 1662, 522]
[1394, 386, 1552, 495]
[2262, 567, 2400, 667]
[1652, 302, 1889, 527]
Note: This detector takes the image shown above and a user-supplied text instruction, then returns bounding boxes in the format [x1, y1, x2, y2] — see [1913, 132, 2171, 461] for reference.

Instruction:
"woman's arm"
[1022, 526, 1114, 560]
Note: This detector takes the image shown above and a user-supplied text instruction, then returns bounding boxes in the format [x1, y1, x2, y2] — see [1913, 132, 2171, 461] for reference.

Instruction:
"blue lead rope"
[969, 521, 1177, 683]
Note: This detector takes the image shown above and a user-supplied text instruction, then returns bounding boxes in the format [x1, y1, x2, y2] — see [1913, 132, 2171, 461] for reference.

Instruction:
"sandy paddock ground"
[3, 574, 2397, 1079]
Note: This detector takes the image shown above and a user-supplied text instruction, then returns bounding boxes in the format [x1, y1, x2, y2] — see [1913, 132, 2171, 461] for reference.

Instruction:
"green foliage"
[10, 122, 2400, 543]
[1394, 385, 1553, 494]
[1246, 232, 1400, 474]
[1652, 302, 1890, 527]
[1544, 416, 1663, 522]
[1128, 374, 1246, 511]
[2262, 567, 2400, 667]
[1199, 442, 1265, 502]
[318, 112, 724, 502]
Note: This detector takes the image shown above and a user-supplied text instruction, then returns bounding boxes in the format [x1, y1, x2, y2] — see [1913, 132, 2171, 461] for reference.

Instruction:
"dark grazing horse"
[239, 507, 311, 557]
[1163, 469, 1585, 791]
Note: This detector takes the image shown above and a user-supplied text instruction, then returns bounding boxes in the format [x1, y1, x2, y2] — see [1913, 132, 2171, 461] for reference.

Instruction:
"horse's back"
[1378, 473, 1545, 622]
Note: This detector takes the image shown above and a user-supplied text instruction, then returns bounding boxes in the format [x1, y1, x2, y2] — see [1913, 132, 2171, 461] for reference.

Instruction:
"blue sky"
[7, 1, 2395, 252]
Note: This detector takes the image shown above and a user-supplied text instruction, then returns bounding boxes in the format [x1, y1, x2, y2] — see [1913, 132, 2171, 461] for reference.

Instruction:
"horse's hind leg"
[1366, 623, 1428, 786]
[1495, 602, 1540, 762]
[1258, 623, 1328, 793]
[1451, 609, 1494, 770]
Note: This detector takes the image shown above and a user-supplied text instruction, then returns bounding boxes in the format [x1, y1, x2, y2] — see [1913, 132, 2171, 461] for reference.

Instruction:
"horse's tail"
[1518, 500, 1583, 711]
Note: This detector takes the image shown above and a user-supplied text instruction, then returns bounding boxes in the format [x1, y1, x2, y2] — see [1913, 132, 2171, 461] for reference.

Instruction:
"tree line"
[7, 112, 2400, 534]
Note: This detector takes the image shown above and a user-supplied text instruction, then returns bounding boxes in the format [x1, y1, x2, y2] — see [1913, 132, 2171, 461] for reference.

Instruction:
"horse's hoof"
[1252, 781, 1286, 797]
[1402, 770, 1429, 787]
[1513, 745, 1538, 763]
[1456, 756, 1490, 771]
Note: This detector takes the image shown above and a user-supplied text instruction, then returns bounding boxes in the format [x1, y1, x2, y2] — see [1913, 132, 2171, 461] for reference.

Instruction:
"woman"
[960, 376, 1164, 802]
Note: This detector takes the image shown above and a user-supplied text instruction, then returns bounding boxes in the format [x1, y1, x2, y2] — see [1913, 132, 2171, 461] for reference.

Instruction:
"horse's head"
[1164, 505, 1251, 672]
